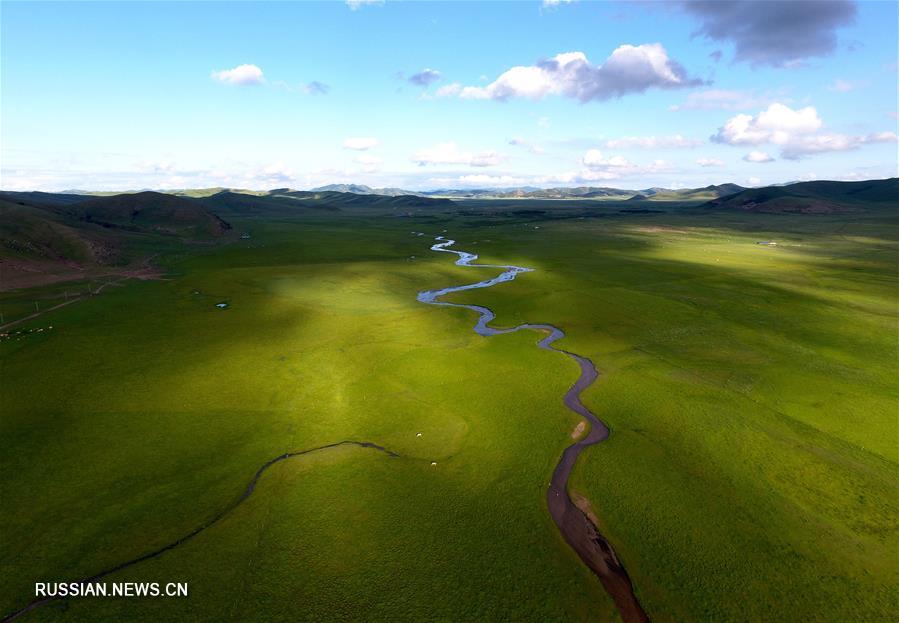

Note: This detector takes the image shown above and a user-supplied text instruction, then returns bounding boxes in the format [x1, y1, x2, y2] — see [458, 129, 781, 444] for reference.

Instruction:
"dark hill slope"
[0, 198, 106, 266]
[272, 190, 453, 209]
[705, 178, 898, 213]
[0, 191, 91, 207]
[198, 191, 334, 216]
[64, 192, 231, 237]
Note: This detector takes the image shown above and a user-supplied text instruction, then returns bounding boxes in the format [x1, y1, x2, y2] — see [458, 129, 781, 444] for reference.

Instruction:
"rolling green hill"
[705, 178, 898, 213]
[629, 184, 746, 202]
[0, 192, 231, 291]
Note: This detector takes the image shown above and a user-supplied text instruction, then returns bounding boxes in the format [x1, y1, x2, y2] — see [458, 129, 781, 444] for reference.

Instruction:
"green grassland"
[1, 196, 897, 621]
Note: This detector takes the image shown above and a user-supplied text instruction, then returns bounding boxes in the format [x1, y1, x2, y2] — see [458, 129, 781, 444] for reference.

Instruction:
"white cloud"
[343, 137, 379, 151]
[668, 89, 770, 111]
[574, 150, 671, 180]
[411, 142, 505, 167]
[696, 158, 724, 167]
[747, 176, 762, 186]
[211, 64, 266, 86]
[434, 83, 462, 97]
[743, 151, 775, 163]
[436, 174, 530, 187]
[439, 44, 700, 103]
[604, 135, 702, 149]
[583, 150, 633, 169]
[508, 137, 545, 154]
[713, 103, 898, 159]
[346, 0, 383, 9]
[781, 132, 897, 159]
[713, 103, 823, 145]
[542, 0, 575, 7]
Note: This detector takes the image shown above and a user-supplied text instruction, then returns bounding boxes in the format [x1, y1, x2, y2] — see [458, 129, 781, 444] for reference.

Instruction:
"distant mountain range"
[311, 183, 750, 200]
[3, 179, 895, 290]
[13, 179, 897, 208]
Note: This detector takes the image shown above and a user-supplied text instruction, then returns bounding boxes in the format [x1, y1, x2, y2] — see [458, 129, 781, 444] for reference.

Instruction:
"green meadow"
[1, 203, 897, 621]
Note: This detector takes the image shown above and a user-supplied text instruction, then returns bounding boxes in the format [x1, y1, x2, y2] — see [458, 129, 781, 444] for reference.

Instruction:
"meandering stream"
[418, 237, 649, 623]
[3, 237, 649, 623]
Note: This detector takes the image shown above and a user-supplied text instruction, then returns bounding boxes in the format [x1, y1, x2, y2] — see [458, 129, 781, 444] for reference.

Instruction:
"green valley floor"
[1, 203, 896, 622]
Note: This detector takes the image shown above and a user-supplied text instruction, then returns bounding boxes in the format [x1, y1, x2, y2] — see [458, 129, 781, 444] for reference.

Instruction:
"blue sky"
[2, 0, 897, 191]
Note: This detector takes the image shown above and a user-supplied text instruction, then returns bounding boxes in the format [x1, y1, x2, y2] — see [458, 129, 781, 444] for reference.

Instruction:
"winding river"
[418, 236, 649, 623]
[4, 237, 648, 623]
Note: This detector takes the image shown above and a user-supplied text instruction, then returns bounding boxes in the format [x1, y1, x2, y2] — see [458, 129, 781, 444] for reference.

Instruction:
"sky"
[1, 0, 897, 192]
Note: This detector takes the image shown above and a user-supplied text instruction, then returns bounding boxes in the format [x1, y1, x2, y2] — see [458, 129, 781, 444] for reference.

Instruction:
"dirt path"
[418, 236, 649, 623]
[0, 441, 400, 622]
[0, 279, 125, 332]
[1, 251, 165, 332]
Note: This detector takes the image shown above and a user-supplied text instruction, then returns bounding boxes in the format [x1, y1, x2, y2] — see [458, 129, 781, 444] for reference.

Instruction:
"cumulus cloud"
[409, 69, 441, 87]
[713, 103, 823, 145]
[508, 137, 545, 154]
[696, 158, 724, 167]
[542, 0, 575, 7]
[577, 149, 670, 180]
[712, 102, 898, 159]
[604, 135, 702, 149]
[411, 142, 505, 167]
[439, 44, 701, 103]
[343, 137, 379, 151]
[211, 64, 266, 86]
[743, 151, 774, 163]
[680, 0, 857, 67]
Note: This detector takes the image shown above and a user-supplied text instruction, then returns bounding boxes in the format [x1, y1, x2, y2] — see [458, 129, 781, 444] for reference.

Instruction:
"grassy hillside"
[705, 178, 898, 213]
[63, 191, 232, 238]
[0, 192, 229, 292]
[630, 184, 746, 202]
